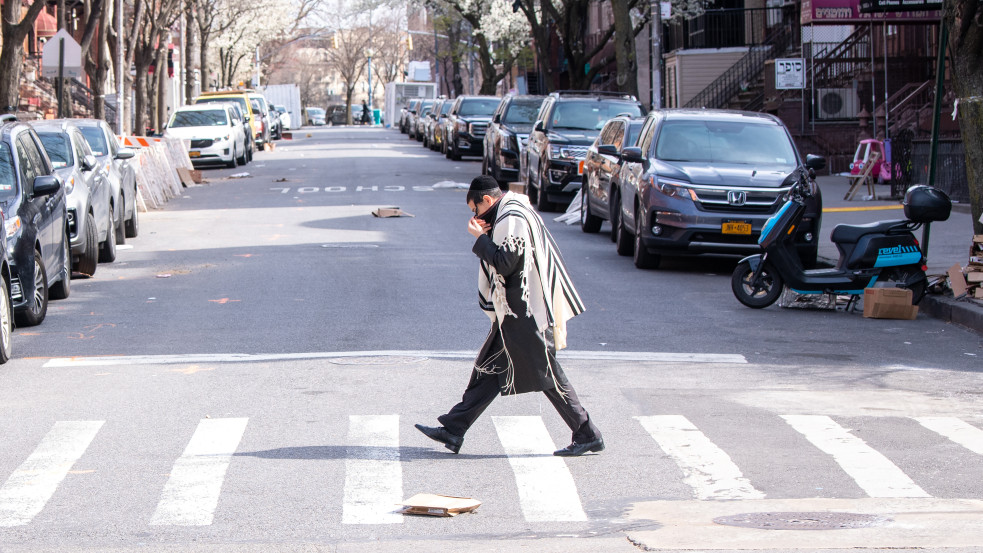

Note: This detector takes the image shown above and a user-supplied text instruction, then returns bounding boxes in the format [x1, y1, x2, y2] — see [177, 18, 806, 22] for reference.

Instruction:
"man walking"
[415, 176, 603, 457]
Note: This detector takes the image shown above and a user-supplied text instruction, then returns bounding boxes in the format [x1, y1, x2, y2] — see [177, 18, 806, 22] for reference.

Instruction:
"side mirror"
[116, 147, 136, 160]
[805, 154, 827, 171]
[621, 147, 645, 163]
[597, 144, 619, 157]
[81, 154, 97, 171]
[534, 120, 545, 132]
[32, 175, 61, 197]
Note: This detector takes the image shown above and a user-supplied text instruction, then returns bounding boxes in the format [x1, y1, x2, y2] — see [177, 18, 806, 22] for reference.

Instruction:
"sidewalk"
[815, 175, 983, 335]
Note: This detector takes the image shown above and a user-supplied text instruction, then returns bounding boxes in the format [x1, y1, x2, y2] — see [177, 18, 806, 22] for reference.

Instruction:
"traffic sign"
[41, 29, 83, 79]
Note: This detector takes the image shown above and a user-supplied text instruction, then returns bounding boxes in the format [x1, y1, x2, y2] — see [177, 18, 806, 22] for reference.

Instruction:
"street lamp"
[366, 48, 374, 111]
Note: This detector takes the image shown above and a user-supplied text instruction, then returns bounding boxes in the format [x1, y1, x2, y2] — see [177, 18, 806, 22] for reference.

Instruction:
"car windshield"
[197, 96, 247, 113]
[440, 102, 453, 115]
[655, 120, 797, 167]
[458, 99, 499, 117]
[36, 132, 74, 169]
[0, 143, 17, 201]
[309, 108, 325, 116]
[503, 99, 543, 124]
[171, 110, 229, 128]
[78, 126, 109, 156]
[552, 101, 642, 130]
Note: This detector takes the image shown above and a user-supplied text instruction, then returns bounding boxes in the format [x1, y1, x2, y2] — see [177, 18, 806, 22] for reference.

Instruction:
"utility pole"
[649, 0, 662, 109]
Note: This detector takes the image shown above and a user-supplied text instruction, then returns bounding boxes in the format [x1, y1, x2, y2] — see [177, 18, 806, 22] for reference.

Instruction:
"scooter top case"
[832, 221, 922, 270]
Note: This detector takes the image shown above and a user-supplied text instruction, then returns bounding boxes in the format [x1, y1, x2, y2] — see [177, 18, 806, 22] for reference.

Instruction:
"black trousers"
[437, 364, 601, 444]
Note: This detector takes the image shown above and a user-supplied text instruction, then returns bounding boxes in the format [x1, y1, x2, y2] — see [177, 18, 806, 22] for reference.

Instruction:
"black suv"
[615, 109, 822, 269]
[523, 91, 644, 211]
[0, 120, 71, 326]
[443, 95, 501, 160]
[482, 95, 545, 186]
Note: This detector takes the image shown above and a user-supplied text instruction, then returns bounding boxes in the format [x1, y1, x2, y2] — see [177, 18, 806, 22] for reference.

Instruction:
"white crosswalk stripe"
[635, 415, 765, 500]
[915, 416, 983, 455]
[493, 416, 587, 522]
[0, 421, 103, 527]
[782, 415, 930, 498]
[342, 415, 402, 524]
[150, 418, 249, 526]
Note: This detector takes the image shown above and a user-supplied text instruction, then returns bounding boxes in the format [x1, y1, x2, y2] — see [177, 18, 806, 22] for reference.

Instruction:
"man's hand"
[468, 217, 491, 238]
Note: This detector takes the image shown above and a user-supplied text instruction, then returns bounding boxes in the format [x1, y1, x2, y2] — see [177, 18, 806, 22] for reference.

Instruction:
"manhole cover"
[713, 512, 889, 531]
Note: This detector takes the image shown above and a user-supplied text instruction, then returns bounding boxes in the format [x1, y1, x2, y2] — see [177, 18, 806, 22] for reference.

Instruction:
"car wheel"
[77, 212, 99, 277]
[99, 204, 117, 263]
[124, 201, 139, 239]
[609, 188, 620, 243]
[536, 165, 554, 212]
[633, 209, 660, 269]
[49, 232, 71, 300]
[614, 201, 633, 256]
[445, 140, 452, 159]
[15, 252, 47, 327]
[451, 143, 461, 161]
[580, 182, 602, 233]
[115, 195, 126, 245]
[237, 142, 248, 165]
[246, 144, 253, 162]
[0, 272, 12, 364]
[226, 146, 238, 168]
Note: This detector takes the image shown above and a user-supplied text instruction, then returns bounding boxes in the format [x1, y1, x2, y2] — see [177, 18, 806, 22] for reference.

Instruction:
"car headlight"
[457, 121, 468, 133]
[215, 135, 229, 143]
[5, 215, 22, 241]
[655, 178, 697, 201]
[65, 176, 75, 195]
[549, 144, 575, 160]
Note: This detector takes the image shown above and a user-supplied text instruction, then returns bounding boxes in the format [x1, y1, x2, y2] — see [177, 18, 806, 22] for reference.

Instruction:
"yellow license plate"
[188, 151, 201, 158]
[722, 221, 752, 235]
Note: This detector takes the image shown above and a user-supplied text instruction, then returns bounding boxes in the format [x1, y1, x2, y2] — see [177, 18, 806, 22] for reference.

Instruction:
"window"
[36, 132, 73, 169]
[655, 120, 796, 167]
[503, 99, 543, 124]
[170, 110, 229, 128]
[79, 126, 109, 156]
[16, 134, 42, 195]
[458, 99, 500, 117]
[552, 101, 642, 131]
[0, 142, 17, 201]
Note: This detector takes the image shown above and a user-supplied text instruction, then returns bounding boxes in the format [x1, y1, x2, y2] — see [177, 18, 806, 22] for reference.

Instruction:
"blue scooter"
[731, 155, 952, 309]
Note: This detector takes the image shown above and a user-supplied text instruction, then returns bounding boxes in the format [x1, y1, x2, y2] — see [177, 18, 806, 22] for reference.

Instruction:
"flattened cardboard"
[398, 493, 480, 517]
[176, 167, 197, 187]
[948, 263, 969, 298]
[863, 288, 918, 320]
[372, 207, 414, 218]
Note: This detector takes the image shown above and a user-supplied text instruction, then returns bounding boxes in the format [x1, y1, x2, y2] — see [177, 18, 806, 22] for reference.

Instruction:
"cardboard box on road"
[863, 288, 918, 320]
[372, 207, 414, 218]
[398, 493, 480, 517]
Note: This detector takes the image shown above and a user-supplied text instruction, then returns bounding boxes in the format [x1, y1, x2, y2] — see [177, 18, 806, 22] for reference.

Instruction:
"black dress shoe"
[553, 438, 604, 457]
[415, 424, 464, 454]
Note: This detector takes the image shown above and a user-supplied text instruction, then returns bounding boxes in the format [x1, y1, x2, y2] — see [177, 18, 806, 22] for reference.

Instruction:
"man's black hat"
[469, 175, 500, 195]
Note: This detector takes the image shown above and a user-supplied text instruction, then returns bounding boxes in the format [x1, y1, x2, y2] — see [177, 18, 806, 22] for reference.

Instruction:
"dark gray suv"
[615, 109, 822, 269]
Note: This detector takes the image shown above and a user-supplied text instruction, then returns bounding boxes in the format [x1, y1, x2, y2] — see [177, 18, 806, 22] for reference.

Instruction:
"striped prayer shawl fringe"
[475, 192, 586, 396]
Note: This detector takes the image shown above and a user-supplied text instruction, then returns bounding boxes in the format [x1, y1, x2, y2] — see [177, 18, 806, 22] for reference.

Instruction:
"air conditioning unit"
[816, 88, 859, 119]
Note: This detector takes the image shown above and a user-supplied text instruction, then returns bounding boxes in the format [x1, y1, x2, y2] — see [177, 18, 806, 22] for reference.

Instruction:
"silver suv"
[615, 109, 822, 269]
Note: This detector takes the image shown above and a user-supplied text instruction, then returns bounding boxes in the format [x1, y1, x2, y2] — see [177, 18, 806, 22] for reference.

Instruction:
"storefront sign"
[802, 0, 940, 24]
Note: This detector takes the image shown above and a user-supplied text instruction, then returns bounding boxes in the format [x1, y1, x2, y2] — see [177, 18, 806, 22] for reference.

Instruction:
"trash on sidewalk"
[398, 493, 480, 517]
[372, 206, 414, 218]
[554, 189, 582, 225]
[228, 172, 251, 179]
[176, 167, 200, 187]
[863, 288, 918, 320]
[432, 181, 469, 189]
[778, 287, 836, 310]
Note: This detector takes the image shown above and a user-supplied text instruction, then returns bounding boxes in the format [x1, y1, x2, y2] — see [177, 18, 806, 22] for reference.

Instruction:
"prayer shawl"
[476, 192, 586, 394]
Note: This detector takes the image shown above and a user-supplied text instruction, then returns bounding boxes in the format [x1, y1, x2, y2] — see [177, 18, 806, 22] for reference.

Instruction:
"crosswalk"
[0, 413, 981, 528]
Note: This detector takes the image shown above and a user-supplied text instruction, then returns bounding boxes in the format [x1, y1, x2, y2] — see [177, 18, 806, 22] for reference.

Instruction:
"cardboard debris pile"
[863, 288, 918, 320]
[398, 493, 480, 517]
[949, 235, 983, 300]
[372, 207, 414, 218]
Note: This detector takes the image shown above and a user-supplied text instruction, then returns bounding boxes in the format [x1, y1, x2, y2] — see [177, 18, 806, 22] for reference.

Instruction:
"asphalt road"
[0, 126, 981, 552]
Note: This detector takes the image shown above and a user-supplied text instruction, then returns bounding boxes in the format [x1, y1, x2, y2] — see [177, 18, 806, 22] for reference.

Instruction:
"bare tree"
[325, 27, 373, 124]
[943, 0, 983, 233]
[132, 0, 182, 135]
[0, 0, 48, 113]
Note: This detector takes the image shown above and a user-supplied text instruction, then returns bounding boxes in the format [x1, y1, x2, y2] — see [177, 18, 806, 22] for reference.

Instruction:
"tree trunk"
[91, 0, 111, 119]
[185, 3, 196, 101]
[133, 59, 150, 135]
[612, 0, 639, 97]
[944, 0, 983, 233]
[0, 0, 49, 113]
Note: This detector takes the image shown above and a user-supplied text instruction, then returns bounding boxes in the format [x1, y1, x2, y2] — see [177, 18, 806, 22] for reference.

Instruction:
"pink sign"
[801, 0, 940, 24]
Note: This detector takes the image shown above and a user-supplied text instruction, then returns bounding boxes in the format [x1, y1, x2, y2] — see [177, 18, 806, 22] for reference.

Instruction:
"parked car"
[273, 105, 292, 130]
[483, 94, 545, 185]
[305, 107, 326, 126]
[267, 105, 282, 140]
[409, 99, 434, 141]
[524, 91, 644, 212]
[326, 105, 347, 125]
[400, 99, 421, 134]
[31, 120, 115, 276]
[75, 118, 142, 240]
[195, 90, 269, 149]
[164, 104, 249, 168]
[427, 98, 453, 151]
[0, 120, 71, 327]
[443, 95, 500, 160]
[615, 109, 823, 269]
[580, 115, 646, 237]
[414, 100, 437, 142]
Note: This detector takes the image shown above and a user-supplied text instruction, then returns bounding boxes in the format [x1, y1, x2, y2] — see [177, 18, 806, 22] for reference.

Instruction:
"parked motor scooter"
[731, 155, 952, 309]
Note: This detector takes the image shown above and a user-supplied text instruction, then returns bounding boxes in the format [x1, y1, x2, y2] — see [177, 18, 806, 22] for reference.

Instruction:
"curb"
[919, 294, 983, 336]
